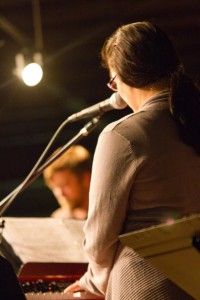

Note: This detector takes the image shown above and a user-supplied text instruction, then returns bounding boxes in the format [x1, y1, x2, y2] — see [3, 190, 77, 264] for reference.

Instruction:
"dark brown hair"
[101, 21, 200, 154]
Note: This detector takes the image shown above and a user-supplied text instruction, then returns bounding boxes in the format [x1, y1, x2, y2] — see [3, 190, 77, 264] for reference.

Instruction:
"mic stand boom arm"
[0, 116, 100, 216]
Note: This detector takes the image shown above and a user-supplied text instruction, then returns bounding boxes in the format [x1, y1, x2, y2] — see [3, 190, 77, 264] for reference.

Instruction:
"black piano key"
[20, 279, 75, 294]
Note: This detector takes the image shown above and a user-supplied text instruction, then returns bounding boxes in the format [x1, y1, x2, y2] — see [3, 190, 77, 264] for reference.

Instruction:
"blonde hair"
[43, 145, 92, 186]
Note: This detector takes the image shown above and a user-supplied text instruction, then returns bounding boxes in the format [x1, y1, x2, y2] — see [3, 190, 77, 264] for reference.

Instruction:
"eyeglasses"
[107, 74, 117, 92]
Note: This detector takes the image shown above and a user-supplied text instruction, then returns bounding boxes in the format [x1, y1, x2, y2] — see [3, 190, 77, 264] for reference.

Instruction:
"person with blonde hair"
[43, 145, 92, 219]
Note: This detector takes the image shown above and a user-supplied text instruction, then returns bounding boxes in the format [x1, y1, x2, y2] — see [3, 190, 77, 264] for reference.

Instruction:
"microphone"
[68, 92, 127, 122]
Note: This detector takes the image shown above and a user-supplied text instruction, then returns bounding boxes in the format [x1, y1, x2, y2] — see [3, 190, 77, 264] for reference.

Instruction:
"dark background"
[0, 0, 200, 217]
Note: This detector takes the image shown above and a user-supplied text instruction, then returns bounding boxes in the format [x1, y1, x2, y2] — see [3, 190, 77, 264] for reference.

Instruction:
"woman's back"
[106, 94, 200, 231]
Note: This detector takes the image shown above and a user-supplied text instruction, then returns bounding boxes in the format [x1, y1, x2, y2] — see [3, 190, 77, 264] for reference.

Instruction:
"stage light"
[14, 51, 43, 86]
[21, 62, 43, 86]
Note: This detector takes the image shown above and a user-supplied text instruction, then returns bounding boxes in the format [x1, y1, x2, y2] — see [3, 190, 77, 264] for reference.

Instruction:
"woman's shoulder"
[102, 109, 150, 136]
[103, 112, 137, 132]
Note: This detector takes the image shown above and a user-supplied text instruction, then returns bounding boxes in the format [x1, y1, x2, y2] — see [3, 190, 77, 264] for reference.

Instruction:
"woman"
[65, 22, 200, 299]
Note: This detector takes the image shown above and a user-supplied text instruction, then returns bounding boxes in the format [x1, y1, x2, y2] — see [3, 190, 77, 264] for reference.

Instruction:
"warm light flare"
[21, 62, 43, 86]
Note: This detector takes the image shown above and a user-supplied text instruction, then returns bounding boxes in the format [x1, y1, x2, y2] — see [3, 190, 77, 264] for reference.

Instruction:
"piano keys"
[24, 294, 101, 299]
[18, 262, 104, 300]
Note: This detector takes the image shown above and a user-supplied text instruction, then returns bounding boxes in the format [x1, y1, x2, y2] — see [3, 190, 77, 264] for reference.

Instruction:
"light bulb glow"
[22, 63, 43, 86]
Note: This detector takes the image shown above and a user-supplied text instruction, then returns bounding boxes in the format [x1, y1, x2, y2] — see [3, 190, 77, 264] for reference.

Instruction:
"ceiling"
[0, 0, 200, 217]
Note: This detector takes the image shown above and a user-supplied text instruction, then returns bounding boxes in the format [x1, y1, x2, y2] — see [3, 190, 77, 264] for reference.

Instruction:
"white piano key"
[25, 291, 103, 299]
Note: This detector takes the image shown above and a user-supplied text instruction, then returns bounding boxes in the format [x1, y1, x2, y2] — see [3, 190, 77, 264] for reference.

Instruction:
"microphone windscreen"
[110, 93, 127, 110]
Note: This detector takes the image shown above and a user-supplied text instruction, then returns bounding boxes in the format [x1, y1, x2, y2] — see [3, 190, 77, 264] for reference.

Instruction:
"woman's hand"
[64, 281, 84, 294]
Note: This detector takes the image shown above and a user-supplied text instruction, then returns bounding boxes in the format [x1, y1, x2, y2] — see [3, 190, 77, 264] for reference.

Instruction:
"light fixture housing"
[14, 51, 43, 86]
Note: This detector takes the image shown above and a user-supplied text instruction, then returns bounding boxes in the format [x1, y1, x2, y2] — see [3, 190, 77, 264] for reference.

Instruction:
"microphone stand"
[0, 116, 101, 217]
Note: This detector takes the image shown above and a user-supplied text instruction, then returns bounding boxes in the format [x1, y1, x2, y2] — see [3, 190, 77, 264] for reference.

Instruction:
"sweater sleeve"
[78, 129, 136, 296]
